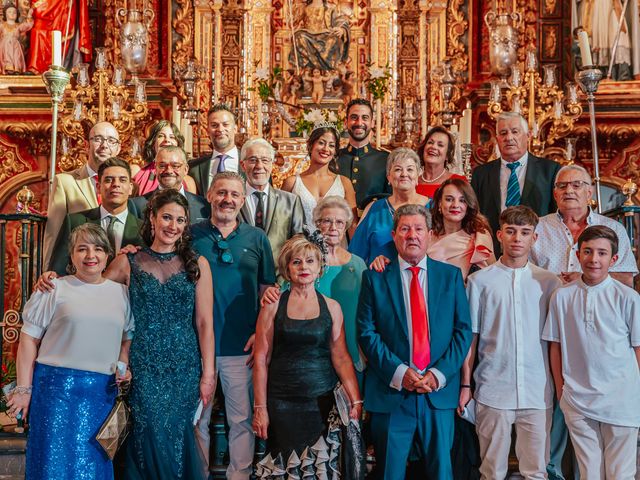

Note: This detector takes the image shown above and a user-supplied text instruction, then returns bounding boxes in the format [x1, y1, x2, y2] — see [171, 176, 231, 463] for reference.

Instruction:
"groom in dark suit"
[471, 112, 560, 253]
[238, 138, 304, 277]
[48, 157, 144, 275]
[357, 204, 472, 480]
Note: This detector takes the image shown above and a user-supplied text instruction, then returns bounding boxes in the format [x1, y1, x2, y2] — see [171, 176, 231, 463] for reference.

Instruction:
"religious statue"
[572, 0, 640, 79]
[289, 0, 351, 72]
[0, 4, 33, 74]
[304, 67, 332, 104]
[27, 0, 91, 73]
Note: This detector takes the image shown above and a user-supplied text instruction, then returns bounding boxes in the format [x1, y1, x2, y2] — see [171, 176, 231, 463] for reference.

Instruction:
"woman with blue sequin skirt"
[7, 224, 134, 480]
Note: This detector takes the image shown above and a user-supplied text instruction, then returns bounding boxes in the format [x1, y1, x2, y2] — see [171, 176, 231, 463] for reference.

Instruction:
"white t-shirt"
[22, 276, 134, 375]
[467, 260, 560, 410]
[542, 276, 640, 427]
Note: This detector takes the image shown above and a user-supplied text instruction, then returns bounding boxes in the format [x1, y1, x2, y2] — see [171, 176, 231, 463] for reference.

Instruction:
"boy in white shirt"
[463, 206, 561, 479]
[542, 225, 640, 480]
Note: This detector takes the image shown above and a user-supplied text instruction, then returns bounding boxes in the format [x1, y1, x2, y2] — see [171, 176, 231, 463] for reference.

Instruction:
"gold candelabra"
[487, 48, 583, 156]
[58, 47, 150, 170]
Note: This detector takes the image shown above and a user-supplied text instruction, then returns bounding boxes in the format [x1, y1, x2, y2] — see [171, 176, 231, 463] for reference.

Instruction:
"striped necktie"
[505, 161, 521, 207]
[217, 154, 228, 173]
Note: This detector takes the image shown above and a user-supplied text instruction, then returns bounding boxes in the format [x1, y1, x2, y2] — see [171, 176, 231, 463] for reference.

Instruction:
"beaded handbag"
[96, 382, 131, 460]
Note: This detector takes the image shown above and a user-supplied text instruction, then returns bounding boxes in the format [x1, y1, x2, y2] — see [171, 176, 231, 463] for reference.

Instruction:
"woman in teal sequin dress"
[107, 189, 215, 479]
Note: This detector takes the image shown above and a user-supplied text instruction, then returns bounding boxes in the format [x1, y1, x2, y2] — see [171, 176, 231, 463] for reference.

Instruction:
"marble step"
[0, 432, 26, 478]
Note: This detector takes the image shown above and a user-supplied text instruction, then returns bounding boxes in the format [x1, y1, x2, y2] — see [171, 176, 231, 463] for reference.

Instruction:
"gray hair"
[67, 223, 114, 274]
[209, 171, 246, 194]
[240, 138, 276, 162]
[496, 112, 529, 135]
[313, 195, 354, 229]
[392, 204, 432, 231]
[386, 147, 422, 175]
[555, 164, 592, 185]
[155, 145, 187, 164]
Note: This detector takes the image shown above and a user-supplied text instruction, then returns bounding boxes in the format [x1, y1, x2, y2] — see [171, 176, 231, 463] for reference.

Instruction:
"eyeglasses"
[245, 156, 273, 166]
[554, 180, 591, 190]
[318, 217, 347, 229]
[90, 136, 120, 147]
[215, 239, 233, 264]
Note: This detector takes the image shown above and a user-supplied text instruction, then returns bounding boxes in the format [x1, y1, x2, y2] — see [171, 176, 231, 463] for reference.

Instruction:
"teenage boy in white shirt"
[462, 205, 561, 479]
[542, 225, 640, 480]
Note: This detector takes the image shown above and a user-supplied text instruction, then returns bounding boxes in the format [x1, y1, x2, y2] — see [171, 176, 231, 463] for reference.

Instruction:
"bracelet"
[460, 384, 471, 389]
[352, 400, 364, 405]
[13, 386, 32, 395]
[253, 404, 267, 409]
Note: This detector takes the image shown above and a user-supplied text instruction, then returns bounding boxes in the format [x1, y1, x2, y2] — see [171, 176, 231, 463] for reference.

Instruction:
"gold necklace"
[420, 168, 447, 183]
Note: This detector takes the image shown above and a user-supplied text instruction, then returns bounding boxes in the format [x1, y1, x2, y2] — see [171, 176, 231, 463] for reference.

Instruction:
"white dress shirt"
[500, 151, 529, 211]
[467, 260, 561, 410]
[245, 183, 270, 225]
[390, 256, 446, 391]
[99, 206, 128, 252]
[21, 276, 134, 375]
[542, 276, 640, 427]
[530, 209, 638, 275]
[207, 146, 240, 187]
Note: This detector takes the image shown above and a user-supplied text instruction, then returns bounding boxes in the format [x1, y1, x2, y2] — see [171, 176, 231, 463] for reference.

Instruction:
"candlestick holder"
[42, 65, 71, 195]
[575, 66, 603, 212]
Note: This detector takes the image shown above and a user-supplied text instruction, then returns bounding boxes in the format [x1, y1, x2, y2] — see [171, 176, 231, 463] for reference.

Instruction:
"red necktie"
[93, 175, 102, 205]
[409, 266, 430, 370]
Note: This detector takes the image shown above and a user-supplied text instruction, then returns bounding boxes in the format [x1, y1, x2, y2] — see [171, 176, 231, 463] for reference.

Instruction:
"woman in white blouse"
[7, 223, 133, 480]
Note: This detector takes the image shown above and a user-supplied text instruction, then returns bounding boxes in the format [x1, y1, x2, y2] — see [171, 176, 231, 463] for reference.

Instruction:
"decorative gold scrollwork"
[1, 310, 22, 344]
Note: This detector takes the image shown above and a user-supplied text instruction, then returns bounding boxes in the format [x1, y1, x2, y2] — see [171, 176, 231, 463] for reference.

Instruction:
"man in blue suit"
[357, 204, 472, 480]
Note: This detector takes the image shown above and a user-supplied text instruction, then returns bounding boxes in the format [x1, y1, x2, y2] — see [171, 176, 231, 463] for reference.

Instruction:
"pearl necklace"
[420, 168, 448, 183]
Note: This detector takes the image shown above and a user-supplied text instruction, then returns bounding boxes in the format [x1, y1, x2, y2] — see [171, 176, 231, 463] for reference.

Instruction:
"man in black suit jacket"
[189, 104, 241, 195]
[237, 138, 304, 278]
[471, 112, 560, 253]
[129, 145, 211, 223]
[48, 157, 144, 275]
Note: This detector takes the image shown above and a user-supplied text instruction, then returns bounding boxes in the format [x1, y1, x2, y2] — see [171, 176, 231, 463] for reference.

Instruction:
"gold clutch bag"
[96, 385, 131, 460]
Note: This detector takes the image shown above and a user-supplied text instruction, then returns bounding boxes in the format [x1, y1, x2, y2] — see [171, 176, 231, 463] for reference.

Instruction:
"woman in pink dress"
[428, 177, 495, 280]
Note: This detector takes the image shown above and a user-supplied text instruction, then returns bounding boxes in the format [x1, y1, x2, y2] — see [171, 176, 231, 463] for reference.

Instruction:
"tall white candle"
[460, 106, 472, 144]
[52, 31, 62, 67]
[577, 30, 593, 67]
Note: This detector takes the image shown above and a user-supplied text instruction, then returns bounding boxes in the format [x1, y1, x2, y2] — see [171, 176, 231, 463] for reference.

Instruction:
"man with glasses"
[529, 164, 637, 480]
[43, 121, 122, 268]
[191, 171, 276, 480]
[238, 138, 303, 278]
[129, 145, 210, 223]
[189, 104, 240, 195]
[471, 112, 561, 254]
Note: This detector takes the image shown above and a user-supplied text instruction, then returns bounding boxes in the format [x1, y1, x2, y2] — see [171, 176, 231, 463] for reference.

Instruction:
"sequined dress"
[123, 248, 206, 480]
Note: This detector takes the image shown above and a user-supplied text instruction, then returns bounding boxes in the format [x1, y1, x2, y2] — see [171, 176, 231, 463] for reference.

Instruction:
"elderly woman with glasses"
[348, 147, 430, 265]
[131, 120, 198, 195]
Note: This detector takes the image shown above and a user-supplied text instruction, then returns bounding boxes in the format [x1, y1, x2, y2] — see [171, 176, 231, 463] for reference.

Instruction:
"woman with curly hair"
[132, 120, 198, 195]
[428, 177, 495, 280]
[107, 188, 215, 479]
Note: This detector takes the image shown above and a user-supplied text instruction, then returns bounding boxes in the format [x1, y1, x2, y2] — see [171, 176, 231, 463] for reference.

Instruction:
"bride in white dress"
[282, 125, 358, 232]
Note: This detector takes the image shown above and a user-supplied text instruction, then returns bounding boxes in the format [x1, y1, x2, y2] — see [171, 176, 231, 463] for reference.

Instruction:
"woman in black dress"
[252, 233, 361, 473]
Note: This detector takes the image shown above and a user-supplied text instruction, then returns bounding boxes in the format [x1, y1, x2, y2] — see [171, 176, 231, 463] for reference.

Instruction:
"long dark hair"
[307, 126, 340, 173]
[141, 189, 200, 282]
[143, 120, 184, 165]
[430, 178, 491, 236]
[416, 126, 455, 169]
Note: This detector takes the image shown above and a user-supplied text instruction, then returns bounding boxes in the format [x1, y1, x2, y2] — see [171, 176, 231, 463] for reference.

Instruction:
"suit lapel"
[239, 203, 252, 226]
[73, 168, 98, 207]
[264, 189, 277, 233]
[198, 159, 211, 196]
[488, 160, 502, 216]
[85, 207, 101, 224]
[384, 261, 409, 340]
[123, 213, 142, 244]
[426, 257, 441, 329]
[521, 153, 537, 205]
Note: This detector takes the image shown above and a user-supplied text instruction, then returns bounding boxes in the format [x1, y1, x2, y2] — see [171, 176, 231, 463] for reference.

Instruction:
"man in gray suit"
[238, 138, 304, 277]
